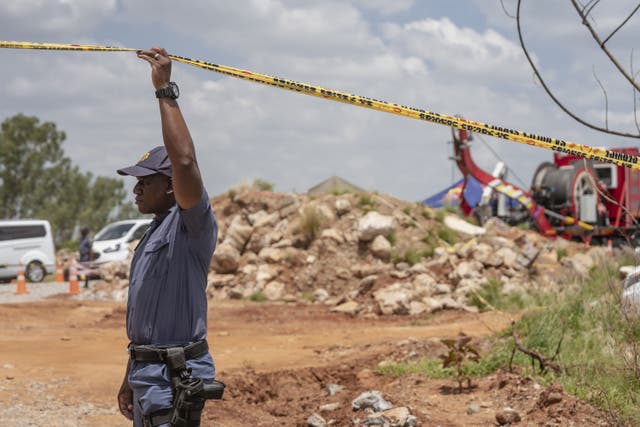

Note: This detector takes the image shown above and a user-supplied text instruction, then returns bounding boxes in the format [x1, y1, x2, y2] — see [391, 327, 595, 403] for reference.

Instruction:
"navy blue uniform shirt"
[126, 190, 217, 421]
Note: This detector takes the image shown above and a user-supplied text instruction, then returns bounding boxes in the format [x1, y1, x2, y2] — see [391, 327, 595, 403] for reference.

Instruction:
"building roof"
[307, 175, 365, 195]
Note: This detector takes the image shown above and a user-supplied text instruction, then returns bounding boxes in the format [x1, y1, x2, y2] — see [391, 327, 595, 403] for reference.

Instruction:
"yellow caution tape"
[2, 40, 639, 170]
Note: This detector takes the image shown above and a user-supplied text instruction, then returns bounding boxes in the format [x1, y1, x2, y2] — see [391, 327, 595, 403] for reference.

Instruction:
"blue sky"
[1, 0, 639, 202]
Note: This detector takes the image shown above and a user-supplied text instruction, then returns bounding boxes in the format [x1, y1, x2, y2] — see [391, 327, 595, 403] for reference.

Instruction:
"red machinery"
[452, 128, 640, 246]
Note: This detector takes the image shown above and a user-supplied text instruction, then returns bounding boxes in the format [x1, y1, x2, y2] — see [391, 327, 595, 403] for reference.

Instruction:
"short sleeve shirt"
[126, 190, 217, 345]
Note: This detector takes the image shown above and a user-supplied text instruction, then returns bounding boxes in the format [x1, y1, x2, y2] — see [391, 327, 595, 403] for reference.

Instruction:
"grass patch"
[557, 247, 567, 261]
[468, 279, 555, 313]
[299, 206, 324, 244]
[504, 261, 640, 422]
[377, 259, 640, 423]
[437, 227, 458, 245]
[299, 291, 315, 302]
[358, 194, 376, 207]
[391, 246, 433, 265]
[387, 233, 397, 246]
[249, 291, 267, 302]
[441, 205, 460, 215]
[376, 352, 504, 381]
[253, 179, 274, 191]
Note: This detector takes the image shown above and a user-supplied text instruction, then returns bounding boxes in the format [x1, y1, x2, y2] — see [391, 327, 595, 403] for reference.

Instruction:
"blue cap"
[117, 146, 172, 177]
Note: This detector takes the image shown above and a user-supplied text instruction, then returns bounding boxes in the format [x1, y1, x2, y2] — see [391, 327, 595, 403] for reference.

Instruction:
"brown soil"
[0, 298, 617, 426]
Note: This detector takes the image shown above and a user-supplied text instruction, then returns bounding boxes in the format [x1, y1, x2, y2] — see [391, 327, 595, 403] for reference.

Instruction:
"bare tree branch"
[516, 0, 640, 138]
[582, 0, 601, 21]
[510, 321, 562, 374]
[603, 2, 640, 45]
[631, 49, 640, 133]
[570, 0, 640, 92]
[592, 65, 609, 129]
[500, 0, 516, 19]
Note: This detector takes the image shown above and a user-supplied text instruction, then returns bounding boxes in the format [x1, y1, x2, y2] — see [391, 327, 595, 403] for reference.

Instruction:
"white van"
[92, 219, 152, 263]
[0, 220, 56, 282]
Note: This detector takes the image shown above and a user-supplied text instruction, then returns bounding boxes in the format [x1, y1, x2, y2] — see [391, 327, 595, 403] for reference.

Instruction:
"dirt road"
[0, 298, 612, 426]
[0, 297, 516, 426]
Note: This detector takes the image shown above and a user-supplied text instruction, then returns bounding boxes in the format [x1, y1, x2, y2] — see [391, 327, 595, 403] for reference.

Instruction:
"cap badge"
[138, 152, 151, 162]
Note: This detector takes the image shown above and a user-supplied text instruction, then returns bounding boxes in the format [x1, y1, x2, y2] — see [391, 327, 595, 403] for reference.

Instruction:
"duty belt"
[128, 340, 209, 363]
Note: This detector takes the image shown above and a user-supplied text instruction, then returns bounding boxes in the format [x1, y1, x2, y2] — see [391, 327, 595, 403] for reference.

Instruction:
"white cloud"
[349, 0, 415, 16]
[0, 1, 638, 203]
[122, 0, 382, 58]
[0, 0, 117, 38]
[383, 17, 530, 81]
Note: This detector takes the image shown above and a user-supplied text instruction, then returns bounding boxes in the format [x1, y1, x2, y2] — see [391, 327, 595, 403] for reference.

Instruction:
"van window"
[94, 223, 135, 241]
[0, 225, 46, 241]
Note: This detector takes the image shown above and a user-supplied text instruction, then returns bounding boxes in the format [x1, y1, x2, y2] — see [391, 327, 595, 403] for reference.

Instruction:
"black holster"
[131, 341, 225, 427]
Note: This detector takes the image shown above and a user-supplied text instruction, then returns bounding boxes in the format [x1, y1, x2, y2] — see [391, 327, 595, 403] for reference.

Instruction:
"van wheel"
[26, 261, 45, 283]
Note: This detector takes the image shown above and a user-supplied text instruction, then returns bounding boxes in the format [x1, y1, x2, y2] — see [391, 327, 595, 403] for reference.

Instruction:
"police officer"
[116, 47, 219, 427]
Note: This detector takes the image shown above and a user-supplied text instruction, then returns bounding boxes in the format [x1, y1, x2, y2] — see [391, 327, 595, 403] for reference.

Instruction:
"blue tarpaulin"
[422, 176, 484, 208]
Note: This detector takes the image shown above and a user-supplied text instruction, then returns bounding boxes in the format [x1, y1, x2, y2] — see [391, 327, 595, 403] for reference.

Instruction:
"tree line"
[0, 113, 139, 247]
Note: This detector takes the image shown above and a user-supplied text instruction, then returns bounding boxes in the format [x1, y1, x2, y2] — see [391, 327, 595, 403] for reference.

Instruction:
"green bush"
[253, 179, 274, 191]
[391, 247, 428, 266]
[404, 248, 422, 266]
[437, 227, 458, 245]
[249, 291, 267, 302]
[556, 247, 567, 261]
[358, 194, 375, 207]
[300, 206, 324, 244]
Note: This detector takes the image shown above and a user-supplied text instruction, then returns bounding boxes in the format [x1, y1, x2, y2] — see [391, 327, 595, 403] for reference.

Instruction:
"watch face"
[171, 83, 179, 98]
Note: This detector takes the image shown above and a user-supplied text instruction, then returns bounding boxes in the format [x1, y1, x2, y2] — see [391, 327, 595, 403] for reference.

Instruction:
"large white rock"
[374, 284, 410, 315]
[335, 198, 352, 216]
[321, 228, 345, 244]
[211, 243, 241, 273]
[331, 301, 361, 315]
[224, 216, 253, 252]
[495, 247, 518, 268]
[370, 235, 392, 260]
[358, 212, 397, 241]
[264, 281, 285, 300]
[382, 406, 413, 427]
[256, 264, 278, 285]
[451, 260, 483, 281]
[444, 214, 486, 236]
[473, 243, 502, 266]
[258, 247, 288, 263]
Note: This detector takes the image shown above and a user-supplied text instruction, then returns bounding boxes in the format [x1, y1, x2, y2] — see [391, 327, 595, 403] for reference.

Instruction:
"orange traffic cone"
[14, 264, 29, 295]
[55, 259, 64, 283]
[607, 239, 613, 256]
[68, 260, 80, 295]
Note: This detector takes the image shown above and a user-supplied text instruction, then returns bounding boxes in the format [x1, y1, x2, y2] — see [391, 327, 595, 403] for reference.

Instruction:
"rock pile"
[90, 189, 609, 314]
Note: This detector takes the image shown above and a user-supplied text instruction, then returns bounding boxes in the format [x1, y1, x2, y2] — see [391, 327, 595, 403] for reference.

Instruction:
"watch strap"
[155, 82, 178, 99]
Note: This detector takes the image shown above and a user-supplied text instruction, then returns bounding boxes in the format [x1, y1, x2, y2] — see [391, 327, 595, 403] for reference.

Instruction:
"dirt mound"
[93, 189, 608, 319]
[207, 345, 615, 426]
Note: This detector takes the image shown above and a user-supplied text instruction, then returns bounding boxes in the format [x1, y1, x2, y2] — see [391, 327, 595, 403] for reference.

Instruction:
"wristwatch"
[155, 82, 179, 99]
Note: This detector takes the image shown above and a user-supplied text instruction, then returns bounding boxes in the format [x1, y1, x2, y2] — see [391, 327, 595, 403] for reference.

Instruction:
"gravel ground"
[0, 281, 89, 304]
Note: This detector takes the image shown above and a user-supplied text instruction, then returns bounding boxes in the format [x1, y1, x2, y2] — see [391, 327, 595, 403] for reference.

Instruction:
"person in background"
[78, 227, 92, 262]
